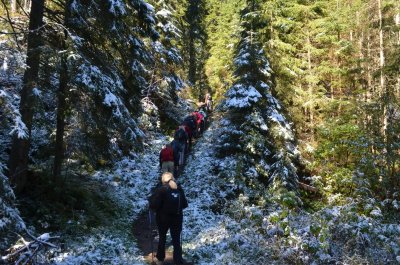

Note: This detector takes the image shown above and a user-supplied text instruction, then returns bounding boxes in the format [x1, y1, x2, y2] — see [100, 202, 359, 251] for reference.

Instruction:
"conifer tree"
[143, 0, 188, 126]
[184, 0, 208, 100]
[218, 0, 300, 191]
[56, 0, 159, 163]
[8, 0, 45, 194]
[205, 0, 243, 99]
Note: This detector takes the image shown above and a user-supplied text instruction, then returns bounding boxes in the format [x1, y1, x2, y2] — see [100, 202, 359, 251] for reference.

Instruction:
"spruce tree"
[205, 0, 243, 99]
[218, 0, 300, 191]
[58, 0, 159, 162]
[184, 0, 209, 100]
[143, 0, 188, 127]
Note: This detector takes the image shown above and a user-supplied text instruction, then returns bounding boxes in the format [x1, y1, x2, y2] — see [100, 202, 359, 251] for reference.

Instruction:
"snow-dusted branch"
[1, 230, 59, 265]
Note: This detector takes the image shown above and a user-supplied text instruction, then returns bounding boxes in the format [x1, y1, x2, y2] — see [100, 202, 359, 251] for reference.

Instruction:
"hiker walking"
[174, 126, 188, 163]
[205, 93, 212, 112]
[193, 111, 204, 136]
[149, 172, 189, 265]
[159, 143, 174, 173]
[170, 139, 182, 178]
[182, 115, 196, 148]
[198, 109, 207, 132]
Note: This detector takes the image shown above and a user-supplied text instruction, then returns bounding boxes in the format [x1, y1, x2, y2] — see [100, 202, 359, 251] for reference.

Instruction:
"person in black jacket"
[149, 172, 189, 265]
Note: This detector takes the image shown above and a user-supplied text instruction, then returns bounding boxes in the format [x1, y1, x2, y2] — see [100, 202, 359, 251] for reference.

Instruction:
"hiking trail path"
[133, 118, 210, 265]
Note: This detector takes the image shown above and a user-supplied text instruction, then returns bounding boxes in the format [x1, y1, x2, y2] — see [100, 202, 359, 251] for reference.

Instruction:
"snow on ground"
[175, 119, 400, 264]
[50, 118, 400, 264]
[178, 123, 273, 264]
[52, 134, 168, 265]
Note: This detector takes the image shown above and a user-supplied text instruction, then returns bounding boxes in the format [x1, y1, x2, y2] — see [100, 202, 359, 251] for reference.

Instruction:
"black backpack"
[184, 116, 196, 131]
[162, 186, 182, 215]
[174, 129, 185, 141]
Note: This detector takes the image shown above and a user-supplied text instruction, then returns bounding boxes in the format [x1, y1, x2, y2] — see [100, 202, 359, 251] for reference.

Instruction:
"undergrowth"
[18, 169, 120, 236]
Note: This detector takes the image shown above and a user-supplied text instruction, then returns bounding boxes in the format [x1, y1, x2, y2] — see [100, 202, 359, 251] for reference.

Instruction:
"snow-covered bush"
[0, 162, 25, 251]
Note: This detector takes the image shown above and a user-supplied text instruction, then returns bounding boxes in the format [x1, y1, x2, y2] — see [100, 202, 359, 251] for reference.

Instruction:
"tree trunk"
[53, 0, 72, 183]
[53, 54, 68, 182]
[396, 13, 400, 98]
[306, 30, 314, 141]
[8, 0, 45, 194]
[188, 30, 196, 89]
[367, 30, 372, 99]
[377, 0, 387, 139]
[24, 0, 30, 11]
[377, 0, 385, 97]
[10, 0, 17, 13]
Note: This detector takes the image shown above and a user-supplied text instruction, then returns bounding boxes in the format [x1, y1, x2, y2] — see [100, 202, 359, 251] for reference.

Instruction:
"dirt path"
[132, 154, 192, 265]
[132, 212, 170, 264]
[132, 190, 175, 265]
[132, 125, 210, 265]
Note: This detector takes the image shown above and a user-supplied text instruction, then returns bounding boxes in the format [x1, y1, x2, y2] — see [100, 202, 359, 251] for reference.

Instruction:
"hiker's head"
[161, 172, 173, 184]
[165, 143, 172, 149]
[161, 172, 177, 189]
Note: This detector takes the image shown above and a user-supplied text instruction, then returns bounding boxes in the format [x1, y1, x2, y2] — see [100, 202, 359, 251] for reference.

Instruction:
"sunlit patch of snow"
[156, 9, 171, 18]
[32, 87, 42, 97]
[224, 84, 262, 108]
[2, 57, 8, 71]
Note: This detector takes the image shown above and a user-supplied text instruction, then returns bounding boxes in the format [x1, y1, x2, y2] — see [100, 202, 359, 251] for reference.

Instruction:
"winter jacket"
[183, 116, 196, 131]
[193, 112, 203, 125]
[183, 124, 192, 138]
[170, 140, 182, 165]
[149, 181, 188, 216]
[159, 146, 174, 167]
[174, 127, 188, 143]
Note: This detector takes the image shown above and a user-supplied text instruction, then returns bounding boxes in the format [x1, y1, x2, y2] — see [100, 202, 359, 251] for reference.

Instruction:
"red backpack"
[160, 146, 174, 162]
[194, 112, 202, 125]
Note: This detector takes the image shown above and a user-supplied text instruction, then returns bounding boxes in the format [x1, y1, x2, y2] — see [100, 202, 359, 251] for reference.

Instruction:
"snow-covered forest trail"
[132, 153, 188, 265]
[50, 117, 219, 265]
[133, 117, 213, 265]
[2, 0, 400, 263]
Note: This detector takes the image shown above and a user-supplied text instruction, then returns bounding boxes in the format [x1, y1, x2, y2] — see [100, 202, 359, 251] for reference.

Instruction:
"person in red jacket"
[193, 111, 204, 136]
[159, 144, 174, 173]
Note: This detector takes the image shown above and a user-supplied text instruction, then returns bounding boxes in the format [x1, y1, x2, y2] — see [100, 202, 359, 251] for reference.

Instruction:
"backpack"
[175, 128, 186, 141]
[160, 147, 174, 162]
[183, 124, 192, 137]
[184, 116, 196, 131]
[163, 186, 182, 215]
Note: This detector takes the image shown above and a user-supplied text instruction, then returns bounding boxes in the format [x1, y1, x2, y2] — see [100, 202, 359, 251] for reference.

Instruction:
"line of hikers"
[150, 99, 212, 265]
[159, 105, 210, 178]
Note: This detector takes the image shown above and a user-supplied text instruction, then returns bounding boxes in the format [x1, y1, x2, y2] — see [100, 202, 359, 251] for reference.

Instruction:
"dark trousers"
[156, 213, 183, 263]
